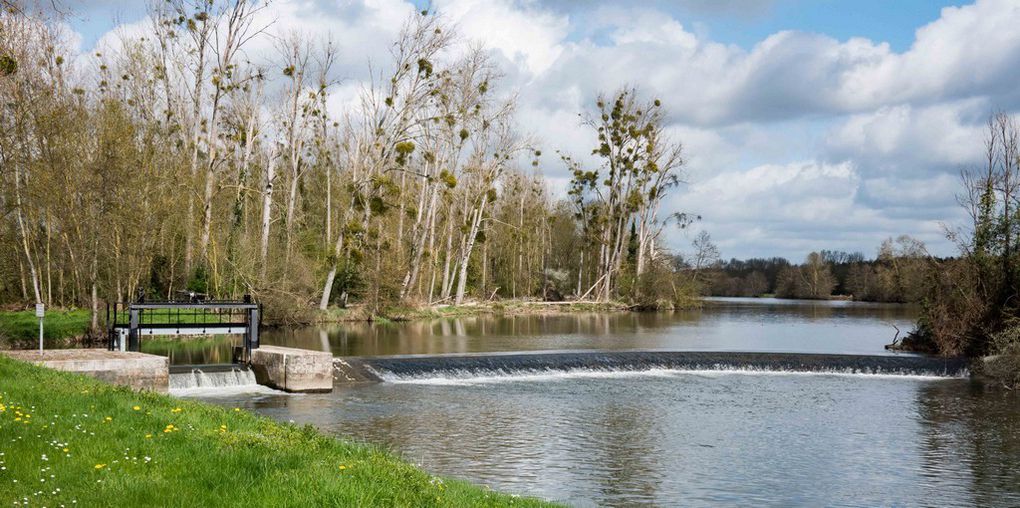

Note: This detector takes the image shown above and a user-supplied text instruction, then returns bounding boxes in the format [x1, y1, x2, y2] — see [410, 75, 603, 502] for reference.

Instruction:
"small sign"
[35, 303, 45, 318]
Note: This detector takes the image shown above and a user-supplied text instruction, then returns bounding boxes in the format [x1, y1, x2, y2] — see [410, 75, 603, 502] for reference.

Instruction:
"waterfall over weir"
[338, 350, 971, 384]
[169, 365, 261, 393]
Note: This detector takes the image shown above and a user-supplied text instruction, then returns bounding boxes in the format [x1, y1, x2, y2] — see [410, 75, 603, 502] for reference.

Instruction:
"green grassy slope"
[0, 356, 554, 507]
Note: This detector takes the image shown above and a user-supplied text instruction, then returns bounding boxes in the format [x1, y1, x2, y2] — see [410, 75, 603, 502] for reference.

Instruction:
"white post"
[35, 303, 45, 353]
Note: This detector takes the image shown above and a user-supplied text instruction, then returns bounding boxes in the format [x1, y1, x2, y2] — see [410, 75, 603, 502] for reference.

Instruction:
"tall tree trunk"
[184, 54, 207, 276]
[325, 164, 332, 248]
[45, 209, 52, 305]
[18, 257, 28, 301]
[454, 196, 487, 305]
[318, 226, 346, 310]
[13, 164, 42, 304]
[576, 249, 584, 298]
[481, 221, 488, 297]
[400, 178, 439, 300]
[285, 155, 301, 261]
[259, 150, 277, 279]
[440, 215, 455, 300]
[89, 236, 100, 334]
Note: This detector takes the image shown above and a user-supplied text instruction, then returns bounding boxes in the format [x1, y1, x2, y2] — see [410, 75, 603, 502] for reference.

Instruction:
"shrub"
[981, 325, 1020, 389]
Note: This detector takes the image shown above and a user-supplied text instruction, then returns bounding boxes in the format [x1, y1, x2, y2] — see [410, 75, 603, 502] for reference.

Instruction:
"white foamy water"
[169, 368, 283, 396]
[376, 366, 965, 386]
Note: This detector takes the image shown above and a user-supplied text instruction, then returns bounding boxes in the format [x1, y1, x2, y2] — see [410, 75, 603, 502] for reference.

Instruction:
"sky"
[55, 0, 1020, 261]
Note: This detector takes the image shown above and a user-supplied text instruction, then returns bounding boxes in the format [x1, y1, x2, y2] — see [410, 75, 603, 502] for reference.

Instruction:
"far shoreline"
[1, 295, 915, 348]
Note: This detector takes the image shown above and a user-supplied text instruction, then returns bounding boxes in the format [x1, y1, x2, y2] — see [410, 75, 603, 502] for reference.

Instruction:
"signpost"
[36, 303, 44, 353]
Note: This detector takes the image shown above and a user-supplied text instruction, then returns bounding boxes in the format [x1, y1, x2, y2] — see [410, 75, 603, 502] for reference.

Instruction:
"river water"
[177, 298, 1020, 507]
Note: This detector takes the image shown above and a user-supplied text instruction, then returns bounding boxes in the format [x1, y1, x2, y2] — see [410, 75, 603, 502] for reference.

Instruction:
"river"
[173, 298, 1020, 507]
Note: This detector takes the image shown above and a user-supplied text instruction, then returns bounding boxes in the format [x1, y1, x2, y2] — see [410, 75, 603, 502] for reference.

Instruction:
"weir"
[102, 295, 333, 393]
[336, 350, 971, 383]
[169, 364, 259, 391]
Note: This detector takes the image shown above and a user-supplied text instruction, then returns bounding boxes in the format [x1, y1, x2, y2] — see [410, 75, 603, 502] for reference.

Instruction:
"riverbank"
[0, 299, 687, 346]
[321, 300, 638, 323]
[0, 355, 552, 507]
[0, 308, 92, 347]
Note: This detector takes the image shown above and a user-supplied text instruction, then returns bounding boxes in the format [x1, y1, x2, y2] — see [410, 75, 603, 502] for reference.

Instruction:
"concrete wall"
[1, 349, 169, 392]
[250, 345, 333, 393]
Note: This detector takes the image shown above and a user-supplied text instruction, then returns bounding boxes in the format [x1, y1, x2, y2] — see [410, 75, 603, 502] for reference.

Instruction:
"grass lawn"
[0, 309, 91, 346]
[0, 306, 263, 347]
[0, 356, 554, 507]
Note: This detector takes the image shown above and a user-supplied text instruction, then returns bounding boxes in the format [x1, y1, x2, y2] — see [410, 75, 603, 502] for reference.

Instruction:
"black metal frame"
[107, 295, 261, 363]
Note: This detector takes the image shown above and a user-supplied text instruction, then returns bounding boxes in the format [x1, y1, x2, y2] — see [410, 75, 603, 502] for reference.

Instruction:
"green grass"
[0, 356, 554, 507]
[0, 307, 243, 347]
[109, 308, 250, 327]
[0, 309, 91, 345]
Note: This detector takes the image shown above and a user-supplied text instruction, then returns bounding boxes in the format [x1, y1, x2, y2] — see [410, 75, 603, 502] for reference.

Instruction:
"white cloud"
[69, 0, 1018, 259]
[673, 161, 958, 258]
[841, 0, 1020, 108]
[824, 99, 988, 178]
[435, 0, 568, 76]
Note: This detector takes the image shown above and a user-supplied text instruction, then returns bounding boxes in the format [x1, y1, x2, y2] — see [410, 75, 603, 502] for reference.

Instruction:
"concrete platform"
[250, 345, 333, 393]
[1, 349, 170, 392]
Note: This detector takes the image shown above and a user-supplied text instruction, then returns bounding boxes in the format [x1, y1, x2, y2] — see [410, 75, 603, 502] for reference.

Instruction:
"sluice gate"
[106, 295, 261, 363]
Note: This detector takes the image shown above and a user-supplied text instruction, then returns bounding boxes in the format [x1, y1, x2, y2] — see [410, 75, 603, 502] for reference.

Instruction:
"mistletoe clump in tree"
[564, 88, 691, 304]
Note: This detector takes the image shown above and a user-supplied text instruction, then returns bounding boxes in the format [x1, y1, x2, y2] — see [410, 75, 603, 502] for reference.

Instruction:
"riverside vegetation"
[0, 1, 699, 337]
[0, 354, 551, 507]
[702, 113, 1020, 386]
[906, 113, 1020, 386]
[3, 1, 1020, 378]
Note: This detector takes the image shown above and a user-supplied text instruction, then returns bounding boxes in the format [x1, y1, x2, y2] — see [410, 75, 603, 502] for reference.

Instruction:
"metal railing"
[106, 295, 261, 363]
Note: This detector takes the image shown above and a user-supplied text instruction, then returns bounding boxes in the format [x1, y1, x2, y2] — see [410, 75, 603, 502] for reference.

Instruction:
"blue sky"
[68, 1, 961, 59]
[697, 0, 959, 51]
[58, 0, 1020, 261]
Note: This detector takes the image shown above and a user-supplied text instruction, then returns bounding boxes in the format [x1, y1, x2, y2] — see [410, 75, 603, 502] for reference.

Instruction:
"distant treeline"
[701, 236, 931, 303]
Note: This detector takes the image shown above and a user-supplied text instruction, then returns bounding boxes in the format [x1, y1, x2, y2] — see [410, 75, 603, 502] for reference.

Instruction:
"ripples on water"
[192, 371, 1020, 507]
[174, 298, 1020, 506]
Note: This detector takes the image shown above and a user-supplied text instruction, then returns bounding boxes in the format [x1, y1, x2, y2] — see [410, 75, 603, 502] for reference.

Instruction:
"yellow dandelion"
[145, 434, 152, 439]
[63, 448, 69, 453]
[104, 416, 112, 422]
[338, 465, 347, 470]
[171, 408, 182, 413]
[233, 408, 240, 412]
[94, 464, 106, 470]
[132, 406, 141, 411]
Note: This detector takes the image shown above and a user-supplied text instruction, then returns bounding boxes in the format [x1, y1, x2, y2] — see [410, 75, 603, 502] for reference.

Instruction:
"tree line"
[0, 2, 695, 328]
[699, 236, 931, 303]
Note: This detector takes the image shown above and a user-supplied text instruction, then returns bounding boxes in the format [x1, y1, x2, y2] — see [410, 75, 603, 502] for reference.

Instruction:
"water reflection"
[189, 372, 1020, 506]
[140, 336, 243, 364]
[916, 382, 1020, 507]
[262, 298, 916, 358]
[147, 298, 918, 364]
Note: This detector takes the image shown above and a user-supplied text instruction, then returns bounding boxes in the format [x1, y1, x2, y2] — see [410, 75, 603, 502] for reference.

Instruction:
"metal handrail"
[106, 295, 261, 363]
